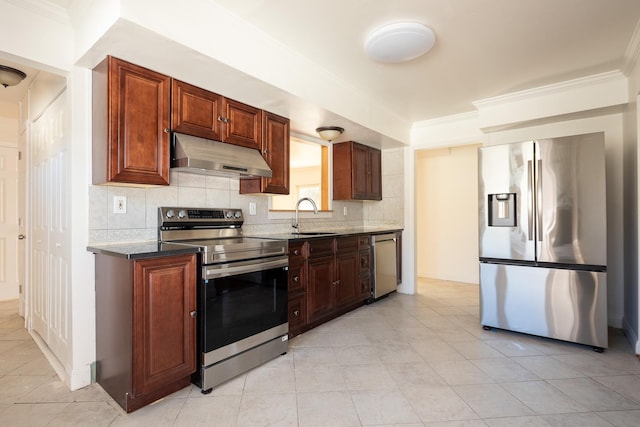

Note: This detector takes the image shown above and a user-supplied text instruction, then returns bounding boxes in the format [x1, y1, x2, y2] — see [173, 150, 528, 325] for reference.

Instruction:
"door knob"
[18, 234, 26, 240]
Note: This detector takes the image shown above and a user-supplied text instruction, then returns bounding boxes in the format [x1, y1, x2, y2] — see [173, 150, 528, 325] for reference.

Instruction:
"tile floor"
[2, 278, 640, 426]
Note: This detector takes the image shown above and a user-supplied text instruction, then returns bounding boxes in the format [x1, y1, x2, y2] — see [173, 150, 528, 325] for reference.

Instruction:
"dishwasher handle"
[372, 233, 397, 244]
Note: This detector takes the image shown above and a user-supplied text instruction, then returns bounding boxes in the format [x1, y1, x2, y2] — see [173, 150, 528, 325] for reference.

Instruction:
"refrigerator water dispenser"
[488, 193, 516, 227]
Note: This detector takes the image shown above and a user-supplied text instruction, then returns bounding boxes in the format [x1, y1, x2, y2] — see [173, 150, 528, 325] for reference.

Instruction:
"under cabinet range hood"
[171, 132, 272, 178]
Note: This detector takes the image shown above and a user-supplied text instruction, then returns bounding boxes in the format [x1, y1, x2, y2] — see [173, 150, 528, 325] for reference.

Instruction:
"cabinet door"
[288, 294, 307, 338]
[239, 111, 290, 195]
[132, 254, 196, 397]
[222, 98, 262, 149]
[335, 250, 359, 308]
[307, 255, 335, 321]
[352, 143, 369, 199]
[261, 111, 290, 194]
[171, 79, 223, 141]
[368, 148, 382, 200]
[107, 57, 171, 185]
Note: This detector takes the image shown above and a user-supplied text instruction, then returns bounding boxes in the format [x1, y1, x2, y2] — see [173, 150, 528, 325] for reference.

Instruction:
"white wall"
[415, 145, 481, 284]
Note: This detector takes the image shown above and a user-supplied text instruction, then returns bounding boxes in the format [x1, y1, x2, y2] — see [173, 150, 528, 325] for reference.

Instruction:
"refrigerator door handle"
[527, 160, 534, 241]
[537, 159, 543, 241]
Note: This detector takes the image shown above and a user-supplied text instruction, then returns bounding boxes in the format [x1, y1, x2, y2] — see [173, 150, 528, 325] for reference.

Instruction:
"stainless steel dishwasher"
[371, 233, 398, 299]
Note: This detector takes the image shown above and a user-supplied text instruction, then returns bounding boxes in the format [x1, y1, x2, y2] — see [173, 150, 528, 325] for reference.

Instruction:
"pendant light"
[0, 65, 27, 88]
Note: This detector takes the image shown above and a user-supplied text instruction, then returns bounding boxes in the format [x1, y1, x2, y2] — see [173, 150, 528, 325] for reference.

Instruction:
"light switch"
[114, 196, 126, 214]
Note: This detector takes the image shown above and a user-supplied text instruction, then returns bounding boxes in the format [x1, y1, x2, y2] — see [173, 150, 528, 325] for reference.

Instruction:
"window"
[271, 137, 330, 211]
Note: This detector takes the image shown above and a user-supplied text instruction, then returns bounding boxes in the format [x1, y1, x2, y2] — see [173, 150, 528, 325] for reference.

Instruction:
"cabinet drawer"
[308, 238, 334, 258]
[359, 249, 371, 274]
[360, 276, 372, 300]
[288, 294, 307, 336]
[289, 241, 307, 264]
[357, 234, 370, 250]
[336, 236, 357, 253]
[288, 264, 306, 294]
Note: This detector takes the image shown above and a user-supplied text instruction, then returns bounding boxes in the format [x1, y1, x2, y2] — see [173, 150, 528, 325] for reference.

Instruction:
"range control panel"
[158, 207, 243, 228]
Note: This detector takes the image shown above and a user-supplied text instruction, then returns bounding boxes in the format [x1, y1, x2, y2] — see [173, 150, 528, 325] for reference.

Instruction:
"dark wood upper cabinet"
[222, 98, 262, 150]
[92, 56, 171, 186]
[239, 111, 290, 195]
[171, 79, 223, 141]
[171, 80, 261, 150]
[333, 141, 382, 200]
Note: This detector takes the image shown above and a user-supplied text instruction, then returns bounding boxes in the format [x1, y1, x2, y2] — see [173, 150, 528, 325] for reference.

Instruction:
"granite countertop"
[87, 228, 403, 259]
[87, 241, 201, 260]
[248, 226, 403, 241]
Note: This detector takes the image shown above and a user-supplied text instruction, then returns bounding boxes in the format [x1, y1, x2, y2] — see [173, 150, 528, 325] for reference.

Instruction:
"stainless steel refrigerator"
[478, 132, 607, 350]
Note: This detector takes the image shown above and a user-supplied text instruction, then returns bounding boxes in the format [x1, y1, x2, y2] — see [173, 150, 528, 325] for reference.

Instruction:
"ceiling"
[3, 0, 640, 140]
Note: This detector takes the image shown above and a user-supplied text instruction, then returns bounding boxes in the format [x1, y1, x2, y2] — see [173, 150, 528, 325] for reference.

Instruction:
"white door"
[29, 90, 71, 365]
[0, 146, 19, 301]
[18, 128, 27, 316]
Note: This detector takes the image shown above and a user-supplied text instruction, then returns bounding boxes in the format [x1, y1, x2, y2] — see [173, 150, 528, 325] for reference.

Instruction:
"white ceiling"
[212, 0, 640, 123]
[3, 0, 640, 140]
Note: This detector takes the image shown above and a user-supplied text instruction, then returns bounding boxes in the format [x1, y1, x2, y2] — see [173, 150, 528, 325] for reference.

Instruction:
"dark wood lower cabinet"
[289, 235, 372, 338]
[95, 253, 196, 412]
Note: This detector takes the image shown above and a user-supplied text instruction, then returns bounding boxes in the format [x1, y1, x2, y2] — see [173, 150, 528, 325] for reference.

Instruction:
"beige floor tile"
[342, 364, 397, 390]
[453, 383, 534, 418]
[244, 364, 296, 394]
[377, 343, 424, 364]
[540, 412, 613, 426]
[386, 362, 448, 388]
[596, 409, 640, 426]
[350, 388, 421, 425]
[502, 380, 587, 414]
[293, 345, 338, 367]
[548, 377, 640, 411]
[470, 358, 540, 383]
[236, 392, 298, 427]
[411, 339, 465, 362]
[0, 374, 53, 403]
[401, 384, 478, 423]
[0, 402, 69, 427]
[551, 352, 635, 376]
[297, 390, 361, 427]
[449, 340, 505, 359]
[484, 339, 546, 357]
[109, 397, 185, 426]
[429, 360, 494, 385]
[484, 415, 552, 426]
[46, 401, 120, 426]
[173, 395, 241, 426]
[593, 374, 640, 404]
[295, 363, 347, 392]
[512, 355, 585, 379]
[334, 345, 384, 365]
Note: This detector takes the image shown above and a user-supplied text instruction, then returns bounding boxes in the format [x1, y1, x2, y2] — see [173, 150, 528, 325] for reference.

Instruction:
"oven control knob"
[178, 210, 187, 219]
[225, 211, 232, 218]
[234, 211, 242, 218]
[166, 209, 175, 218]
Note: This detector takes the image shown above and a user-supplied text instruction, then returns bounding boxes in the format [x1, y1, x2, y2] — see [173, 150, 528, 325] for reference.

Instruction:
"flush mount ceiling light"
[364, 22, 435, 63]
[0, 65, 27, 88]
[316, 126, 344, 142]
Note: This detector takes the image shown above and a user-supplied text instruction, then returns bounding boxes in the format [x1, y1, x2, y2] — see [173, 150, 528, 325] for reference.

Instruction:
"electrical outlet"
[114, 196, 127, 214]
[249, 202, 257, 216]
[343, 206, 348, 216]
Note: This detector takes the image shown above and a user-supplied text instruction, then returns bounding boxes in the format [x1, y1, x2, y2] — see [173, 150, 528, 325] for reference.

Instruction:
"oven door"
[200, 256, 289, 362]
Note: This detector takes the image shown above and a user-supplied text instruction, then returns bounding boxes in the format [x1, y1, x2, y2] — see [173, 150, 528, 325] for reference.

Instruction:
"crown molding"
[473, 70, 626, 108]
[623, 17, 640, 75]
[4, 0, 70, 25]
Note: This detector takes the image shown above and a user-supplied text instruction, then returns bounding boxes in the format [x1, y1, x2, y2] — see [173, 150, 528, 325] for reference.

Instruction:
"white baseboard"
[622, 317, 640, 354]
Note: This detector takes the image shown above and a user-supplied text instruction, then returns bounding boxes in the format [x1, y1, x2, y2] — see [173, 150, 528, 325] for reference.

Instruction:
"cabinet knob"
[293, 249, 300, 255]
[293, 310, 300, 317]
[293, 276, 299, 282]
[263, 149, 269, 155]
[163, 127, 170, 133]
[217, 116, 224, 122]
[190, 311, 197, 318]
[18, 234, 26, 240]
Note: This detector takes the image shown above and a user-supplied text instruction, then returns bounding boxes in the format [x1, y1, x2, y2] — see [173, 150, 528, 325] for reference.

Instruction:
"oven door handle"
[203, 257, 288, 279]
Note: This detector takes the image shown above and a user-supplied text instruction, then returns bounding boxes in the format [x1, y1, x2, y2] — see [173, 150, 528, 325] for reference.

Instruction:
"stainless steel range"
[158, 207, 289, 394]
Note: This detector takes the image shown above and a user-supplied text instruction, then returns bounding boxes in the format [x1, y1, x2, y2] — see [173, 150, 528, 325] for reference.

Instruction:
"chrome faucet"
[293, 197, 318, 232]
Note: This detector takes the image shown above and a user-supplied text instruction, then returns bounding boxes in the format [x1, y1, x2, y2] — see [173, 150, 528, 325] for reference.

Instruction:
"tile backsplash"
[88, 148, 405, 243]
